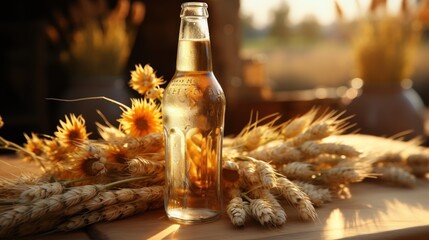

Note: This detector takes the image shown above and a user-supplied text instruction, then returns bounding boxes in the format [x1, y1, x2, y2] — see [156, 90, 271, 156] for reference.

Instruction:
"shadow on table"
[322, 180, 429, 239]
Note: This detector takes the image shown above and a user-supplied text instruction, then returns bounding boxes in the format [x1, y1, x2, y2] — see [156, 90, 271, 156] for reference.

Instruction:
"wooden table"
[1, 155, 429, 240]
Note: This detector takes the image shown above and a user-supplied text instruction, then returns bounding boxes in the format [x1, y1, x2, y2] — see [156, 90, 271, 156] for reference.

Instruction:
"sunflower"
[39, 138, 70, 164]
[56, 150, 107, 183]
[129, 64, 166, 95]
[104, 145, 129, 172]
[54, 114, 90, 148]
[21, 133, 46, 161]
[118, 98, 162, 137]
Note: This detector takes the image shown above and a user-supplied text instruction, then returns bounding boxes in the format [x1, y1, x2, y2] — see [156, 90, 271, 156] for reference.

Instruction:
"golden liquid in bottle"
[163, 39, 226, 224]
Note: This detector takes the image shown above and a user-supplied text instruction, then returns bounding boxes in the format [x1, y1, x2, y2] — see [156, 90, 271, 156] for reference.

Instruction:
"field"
[241, 37, 429, 104]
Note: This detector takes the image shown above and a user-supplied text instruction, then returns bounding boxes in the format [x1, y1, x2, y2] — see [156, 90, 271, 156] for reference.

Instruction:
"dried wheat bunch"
[224, 109, 369, 202]
[222, 155, 317, 227]
[2, 93, 429, 235]
[323, 134, 429, 188]
[0, 179, 163, 238]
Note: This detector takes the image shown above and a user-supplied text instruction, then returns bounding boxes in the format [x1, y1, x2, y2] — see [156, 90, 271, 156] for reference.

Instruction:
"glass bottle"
[162, 2, 226, 224]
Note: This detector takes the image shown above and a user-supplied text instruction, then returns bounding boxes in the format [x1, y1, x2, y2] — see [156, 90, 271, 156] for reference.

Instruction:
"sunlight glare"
[323, 198, 429, 239]
[147, 224, 181, 240]
[324, 208, 345, 240]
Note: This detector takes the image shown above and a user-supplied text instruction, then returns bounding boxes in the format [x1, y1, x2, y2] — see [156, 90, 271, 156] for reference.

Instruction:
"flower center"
[135, 116, 149, 132]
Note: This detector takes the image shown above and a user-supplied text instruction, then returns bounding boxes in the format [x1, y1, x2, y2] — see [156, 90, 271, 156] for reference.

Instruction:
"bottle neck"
[176, 3, 212, 72]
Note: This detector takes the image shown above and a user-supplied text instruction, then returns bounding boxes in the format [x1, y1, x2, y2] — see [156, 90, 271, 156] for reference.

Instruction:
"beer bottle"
[162, 2, 226, 224]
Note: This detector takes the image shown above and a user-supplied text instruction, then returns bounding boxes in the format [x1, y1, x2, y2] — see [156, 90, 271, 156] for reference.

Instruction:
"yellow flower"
[61, 151, 106, 182]
[18, 133, 46, 164]
[44, 138, 70, 163]
[129, 64, 166, 95]
[54, 114, 90, 148]
[118, 98, 162, 137]
[104, 145, 129, 172]
[21, 133, 45, 162]
[145, 86, 164, 100]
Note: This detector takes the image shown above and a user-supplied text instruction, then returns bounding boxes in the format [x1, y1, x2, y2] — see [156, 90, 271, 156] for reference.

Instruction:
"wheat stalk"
[406, 154, 429, 177]
[247, 143, 302, 164]
[275, 177, 317, 221]
[113, 132, 164, 155]
[280, 108, 317, 139]
[373, 166, 416, 188]
[0, 184, 101, 235]
[59, 201, 147, 232]
[292, 180, 332, 207]
[128, 157, 165, 176]
[247, 197, 276, 226]
[248, 188, 287, 226]
[236, 156, 277, 189]
[226, 197, 249, 227]
[280, 162, 315, 180]
[316, 166, 367, 186]
[19, 182, 64, 203]
[64, 185, 164, 216]
[300, 141, 360, 158]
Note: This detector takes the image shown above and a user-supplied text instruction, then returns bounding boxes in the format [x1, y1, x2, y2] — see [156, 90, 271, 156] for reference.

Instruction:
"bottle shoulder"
[172, 71, 215, 79]
[168, 71, 222, 87]
[164, 71, 225, 100]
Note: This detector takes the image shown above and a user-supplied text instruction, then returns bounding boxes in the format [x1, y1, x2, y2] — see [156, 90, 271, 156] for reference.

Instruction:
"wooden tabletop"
[1, 155, 429, 240]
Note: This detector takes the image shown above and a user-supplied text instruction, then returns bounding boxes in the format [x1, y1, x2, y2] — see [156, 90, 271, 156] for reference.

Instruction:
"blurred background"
[1, 0, 429, 145]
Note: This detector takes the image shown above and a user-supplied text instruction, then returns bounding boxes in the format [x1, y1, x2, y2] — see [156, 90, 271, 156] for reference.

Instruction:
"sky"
[240, 0, 407, 28]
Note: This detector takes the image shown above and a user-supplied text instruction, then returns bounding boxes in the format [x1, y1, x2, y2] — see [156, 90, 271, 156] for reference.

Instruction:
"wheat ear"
[275, 177, 317, 221]
[373, 166, 416, 188]
[300, 141, 360, 158]
[292, 180, 332, 207]
[64, 185, 163, 216]
[280, 162, 315, 180]
[280, 109, 316, 139]
[128, 157, 165, 176]
[317, 166, 367, 186]
[246, 197, 276, 226]
[59, 201, 148, 232]
[406, 154, 429, 177]
[115, 132, 164, 154]
[247, 143, 302, 164]
[226, 197, 249, 227]
[249, 188, 286, 226]
[237, 156, 277, 188]
[237, 160, 260, 187]
[0, 185, 101, 235]
[19, 182, 64, 203]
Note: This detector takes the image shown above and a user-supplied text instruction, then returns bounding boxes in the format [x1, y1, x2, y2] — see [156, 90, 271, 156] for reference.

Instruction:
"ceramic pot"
[57, 75, 132, 136]
[345, 82, 425, 139]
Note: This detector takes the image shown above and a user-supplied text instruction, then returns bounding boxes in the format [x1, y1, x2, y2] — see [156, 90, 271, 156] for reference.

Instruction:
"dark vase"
[57, 75, 132, 137]
[345, 82, 425, 139]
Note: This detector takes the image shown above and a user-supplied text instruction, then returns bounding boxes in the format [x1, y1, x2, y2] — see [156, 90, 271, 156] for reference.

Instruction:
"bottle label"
[166, 78, 223, 98]
[167, 79, 197, 93]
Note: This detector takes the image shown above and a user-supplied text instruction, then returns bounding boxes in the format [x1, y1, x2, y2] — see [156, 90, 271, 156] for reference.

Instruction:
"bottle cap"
[181, 2, 209, 18]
